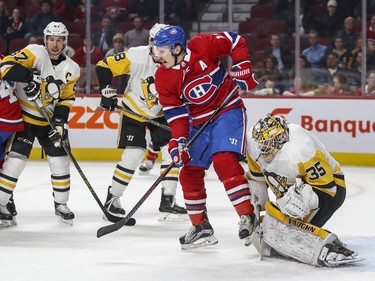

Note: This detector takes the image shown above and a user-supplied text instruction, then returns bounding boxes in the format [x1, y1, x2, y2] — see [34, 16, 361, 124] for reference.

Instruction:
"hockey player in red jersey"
[153, 25, 259, 249]
[0, 53, 24, 226]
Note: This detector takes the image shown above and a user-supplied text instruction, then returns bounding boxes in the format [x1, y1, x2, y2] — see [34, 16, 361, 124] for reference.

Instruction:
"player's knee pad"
[262, 201, 336, 266]
[48, 155, 70, 175]
[2, 151, 28, 178]
[120, 147, 145, 170]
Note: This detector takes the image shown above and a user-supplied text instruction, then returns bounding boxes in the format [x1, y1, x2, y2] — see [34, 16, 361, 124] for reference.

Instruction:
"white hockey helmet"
[149, 23, 168, 45]
[43, 21, 69, 45]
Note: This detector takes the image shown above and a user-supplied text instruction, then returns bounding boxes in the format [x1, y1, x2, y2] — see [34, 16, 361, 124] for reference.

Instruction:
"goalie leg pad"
[262, 201, 336, 266]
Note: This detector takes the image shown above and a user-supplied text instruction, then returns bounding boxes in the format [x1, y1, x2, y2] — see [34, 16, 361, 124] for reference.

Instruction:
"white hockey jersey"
[0, 44, 80, 126]
[97, 45, 163, 120]
[246, 123, 345, 199]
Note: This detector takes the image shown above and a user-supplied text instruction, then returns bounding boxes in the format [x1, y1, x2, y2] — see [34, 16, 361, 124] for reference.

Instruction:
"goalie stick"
[96, 85, 240, 238]
[33, 97, 136, 226]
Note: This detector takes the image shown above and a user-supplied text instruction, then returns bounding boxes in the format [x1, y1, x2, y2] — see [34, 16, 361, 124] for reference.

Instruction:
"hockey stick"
[81, 97, 171, 132]
[33, 97, 136, 226]
[96, 85, 240, 238]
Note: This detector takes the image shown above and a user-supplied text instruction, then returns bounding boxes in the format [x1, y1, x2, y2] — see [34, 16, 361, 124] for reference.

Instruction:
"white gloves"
[276, 179, 319, 219]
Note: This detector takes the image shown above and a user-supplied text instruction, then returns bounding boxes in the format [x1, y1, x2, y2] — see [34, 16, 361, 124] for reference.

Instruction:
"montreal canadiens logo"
[184, 76, 217, 104]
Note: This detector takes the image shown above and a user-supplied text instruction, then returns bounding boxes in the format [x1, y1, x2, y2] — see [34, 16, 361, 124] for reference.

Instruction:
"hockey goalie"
[245, 113, 363, 267]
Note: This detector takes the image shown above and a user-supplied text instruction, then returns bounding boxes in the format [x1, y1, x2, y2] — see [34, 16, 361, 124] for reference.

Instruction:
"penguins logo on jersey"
[140, 76, 158, 109]
[263, 170, 288, 198]
[40, 76, 65, 107]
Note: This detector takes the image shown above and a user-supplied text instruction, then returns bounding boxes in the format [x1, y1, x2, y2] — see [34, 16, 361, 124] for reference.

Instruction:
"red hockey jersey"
[0, 53, 24, 132]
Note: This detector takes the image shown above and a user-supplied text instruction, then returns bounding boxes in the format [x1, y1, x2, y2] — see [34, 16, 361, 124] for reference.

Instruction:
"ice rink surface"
[1, 161, 374, 281]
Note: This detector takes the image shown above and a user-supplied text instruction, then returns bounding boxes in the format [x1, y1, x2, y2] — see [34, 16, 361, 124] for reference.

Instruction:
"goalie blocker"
[252, 201, 363, 267]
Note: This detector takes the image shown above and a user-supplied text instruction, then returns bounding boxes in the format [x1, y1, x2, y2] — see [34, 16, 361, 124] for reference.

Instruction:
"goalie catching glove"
[48, 116, 68, 148]
[168, 137, 191, 168]
[23, 74, 43, 101]
[100, 85, 117, 111]
[229, 60, 258, 91]
[276, 178, 319, 219]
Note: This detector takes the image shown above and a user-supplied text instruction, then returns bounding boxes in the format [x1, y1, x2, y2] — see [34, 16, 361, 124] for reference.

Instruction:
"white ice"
[1, 161, 374, 281]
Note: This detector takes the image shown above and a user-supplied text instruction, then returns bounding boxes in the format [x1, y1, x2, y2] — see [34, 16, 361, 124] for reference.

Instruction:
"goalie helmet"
[154, 25, 186, 53]
[252, 113, 289, 161]
[43, 22, 69, 45]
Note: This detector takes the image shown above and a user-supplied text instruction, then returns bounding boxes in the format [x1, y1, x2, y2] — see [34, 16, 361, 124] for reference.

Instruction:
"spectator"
[127, 0, 158, 21]
[257, 55, 281, 87]
[318, 0, 343, 40]
[335, 16, 358, 52]
[25, 0, 60, 39]
[0, 0, 9, 39]
[165, 0, 189, 27]
[72, 35, 104, 93]
[93, 14, 116, 55]
[314, 52, 346, 87]
[328, 35, 353, 70]
[52, 0, 72, 22]
[366, 15, 375, 52]
[252, 78, 281, 96]
[346, 50, 363, 91]
[123, 16, 149, 50]
[289, 54, 315, 89]
[264, 34, 293, 76]
[302, 29, 328, 68]
[28, 34, 42, 44]
[282, 76, 317, 96]
[74, 0, 101, 23]
[354, 70, 375, 97]
[327, 73, 351, 96]
[4, 7, 28, 41]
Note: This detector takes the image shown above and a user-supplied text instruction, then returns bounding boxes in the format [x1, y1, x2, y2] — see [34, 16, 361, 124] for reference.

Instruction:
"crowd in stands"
[242, 0, 375, 97]
[0, 0, 374, 97]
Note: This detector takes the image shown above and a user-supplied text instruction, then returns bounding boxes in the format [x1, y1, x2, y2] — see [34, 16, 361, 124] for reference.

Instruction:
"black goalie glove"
[48, 117, 68, 148]
[100, 85, 118, 111]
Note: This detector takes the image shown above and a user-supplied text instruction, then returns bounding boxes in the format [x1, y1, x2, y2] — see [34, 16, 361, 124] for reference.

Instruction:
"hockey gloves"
[100, 85, 118, 111]
[168, 137, 191, 168]
[229, 60, 258, 91]
[276, 179, 319, 219]
[48, 116, 68, 148]
[23, 75, 43, 101]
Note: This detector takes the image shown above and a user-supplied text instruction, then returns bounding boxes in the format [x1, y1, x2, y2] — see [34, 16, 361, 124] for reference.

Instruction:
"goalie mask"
[252, 113, 289, 161]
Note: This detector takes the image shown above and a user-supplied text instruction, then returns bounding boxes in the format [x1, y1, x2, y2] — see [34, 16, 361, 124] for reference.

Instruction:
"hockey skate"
[103, 186, 136, 225]
[5, 194, 17, 226]
[139, 160, 155, 175]
[319, 238, 364, 267]
[0, 203, 14, 228]
[55, 202, 75, 226]
[238, 213, 257, 246]
[179, 220, 218, 250]
[158, 191, 188, 222]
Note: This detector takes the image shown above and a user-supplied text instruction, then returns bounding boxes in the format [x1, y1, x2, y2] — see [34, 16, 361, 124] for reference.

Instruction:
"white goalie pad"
[261, 202, 336, 266]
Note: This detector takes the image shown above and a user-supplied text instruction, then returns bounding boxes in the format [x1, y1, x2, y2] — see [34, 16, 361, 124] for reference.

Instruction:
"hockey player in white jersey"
[96, 23, 187, 223]
[0, 22, 80, 225]
[246, 113, 363, 267]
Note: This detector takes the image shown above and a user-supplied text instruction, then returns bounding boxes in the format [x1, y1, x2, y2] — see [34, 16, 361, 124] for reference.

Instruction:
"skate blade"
[0, 219, 16, 228]
[157, 212, 189, 223]
[181, 235, 219, 250]
[57, 216, 73, 226]
[325, 256, 365, 267]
